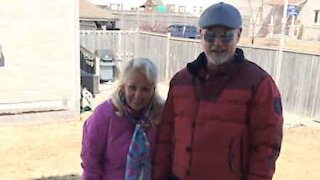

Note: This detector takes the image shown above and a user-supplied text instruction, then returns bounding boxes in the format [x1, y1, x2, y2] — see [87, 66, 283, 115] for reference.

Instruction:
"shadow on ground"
[33, 174, 80, 180]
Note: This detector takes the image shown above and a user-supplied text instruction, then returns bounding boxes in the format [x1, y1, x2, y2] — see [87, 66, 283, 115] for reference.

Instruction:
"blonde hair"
[111, 57, 163, 127]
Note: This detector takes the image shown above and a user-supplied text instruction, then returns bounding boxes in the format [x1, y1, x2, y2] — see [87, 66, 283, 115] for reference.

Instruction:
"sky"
[87, 0, 219, 7]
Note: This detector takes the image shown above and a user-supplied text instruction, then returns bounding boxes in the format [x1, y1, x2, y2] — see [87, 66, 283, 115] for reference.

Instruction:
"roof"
[267, 0, 306, 5]
[140, 0, 163, 7]
[79, 0, 117, 21]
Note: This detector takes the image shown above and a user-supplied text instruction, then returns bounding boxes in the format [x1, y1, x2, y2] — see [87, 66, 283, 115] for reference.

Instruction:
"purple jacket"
[81, 100, 158, 180]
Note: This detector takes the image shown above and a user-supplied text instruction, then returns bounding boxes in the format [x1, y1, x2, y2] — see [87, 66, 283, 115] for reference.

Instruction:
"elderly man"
[153, 2, 283, 180]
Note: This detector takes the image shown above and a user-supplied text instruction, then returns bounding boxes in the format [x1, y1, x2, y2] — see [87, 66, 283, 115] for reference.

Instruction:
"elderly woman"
[81, 57, 163, 180]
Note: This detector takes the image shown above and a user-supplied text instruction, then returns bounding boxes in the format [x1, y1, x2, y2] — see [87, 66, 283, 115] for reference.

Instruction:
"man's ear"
[238, 28, 242, 37]
[236, 28, 242, 39]
[234, 28, 242, 43]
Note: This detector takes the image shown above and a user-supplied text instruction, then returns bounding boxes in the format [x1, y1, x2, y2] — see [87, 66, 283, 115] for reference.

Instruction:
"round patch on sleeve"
[273, 97, 282, 115]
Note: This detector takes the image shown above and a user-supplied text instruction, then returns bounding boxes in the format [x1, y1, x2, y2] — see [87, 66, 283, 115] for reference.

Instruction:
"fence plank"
[80, 30, 320, 118]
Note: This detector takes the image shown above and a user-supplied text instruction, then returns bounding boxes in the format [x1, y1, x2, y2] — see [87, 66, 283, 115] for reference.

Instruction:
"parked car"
[168, 24, 200, 39]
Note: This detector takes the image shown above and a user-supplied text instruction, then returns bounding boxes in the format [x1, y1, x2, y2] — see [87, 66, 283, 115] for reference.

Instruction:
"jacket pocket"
[228, 136, 243, 174]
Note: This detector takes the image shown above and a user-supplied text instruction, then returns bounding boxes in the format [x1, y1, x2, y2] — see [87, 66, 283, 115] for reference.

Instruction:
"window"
[199, 6, 203, 13]
[178, 6, 185, 13]
[176, 25, 183, 32]
[186, 26, 197, 33]
[314, 10, 320, 24]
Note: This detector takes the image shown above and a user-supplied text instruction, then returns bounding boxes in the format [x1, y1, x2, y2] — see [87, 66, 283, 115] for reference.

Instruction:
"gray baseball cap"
[198, 2, 242, 29]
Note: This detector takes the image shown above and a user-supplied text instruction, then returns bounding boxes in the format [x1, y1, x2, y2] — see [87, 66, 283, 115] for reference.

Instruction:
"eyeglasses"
[203, 30, 236, 43]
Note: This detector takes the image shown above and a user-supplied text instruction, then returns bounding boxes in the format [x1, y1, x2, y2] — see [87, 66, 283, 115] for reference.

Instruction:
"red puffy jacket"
[153, 49, 283, 180]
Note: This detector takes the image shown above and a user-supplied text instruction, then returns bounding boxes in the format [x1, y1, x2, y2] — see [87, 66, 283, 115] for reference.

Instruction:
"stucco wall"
[298, 0, 320, 40]
[0, 0, 80, 117]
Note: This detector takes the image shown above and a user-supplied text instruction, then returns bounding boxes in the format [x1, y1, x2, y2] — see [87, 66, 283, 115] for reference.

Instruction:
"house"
[139, 0, 158, 12]
[257, 0, 320, 40]
[0, 1, 80, 122]
[80, 0, 118, 30]
[294, 0, 320, 40]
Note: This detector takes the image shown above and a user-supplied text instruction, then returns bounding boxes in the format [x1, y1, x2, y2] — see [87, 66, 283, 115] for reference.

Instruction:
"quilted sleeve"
[81, 103, 109, 180]
[247, 77, 283, 180]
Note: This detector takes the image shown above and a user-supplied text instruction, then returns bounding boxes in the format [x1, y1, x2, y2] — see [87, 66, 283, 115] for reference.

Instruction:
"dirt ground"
[1, 83, 320, 180]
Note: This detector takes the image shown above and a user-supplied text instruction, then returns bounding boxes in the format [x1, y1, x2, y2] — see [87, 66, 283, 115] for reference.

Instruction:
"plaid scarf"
[121, 96, 152, 180]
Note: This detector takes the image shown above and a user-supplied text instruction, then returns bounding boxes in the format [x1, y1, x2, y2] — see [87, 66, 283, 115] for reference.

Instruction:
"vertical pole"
[275, 0, 288, 84]
[151, 8, 154, 31]
[165, 32, 170, 81]
[311, 59, 320, 116]
[134, 27, 139, 57]
[119, 2, 124, 63]
[136, 7, 140, 29]
[183, 6, 187, 24]
[121, 5, 124, 30]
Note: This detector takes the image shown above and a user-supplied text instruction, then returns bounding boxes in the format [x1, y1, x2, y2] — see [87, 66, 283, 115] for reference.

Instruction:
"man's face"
[200, 26, 241, 67]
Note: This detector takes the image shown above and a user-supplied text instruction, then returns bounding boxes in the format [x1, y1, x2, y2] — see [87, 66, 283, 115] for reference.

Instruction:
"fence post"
[95, 56, 100, 78]
[134, 28, 139, 57]
[117, 31, 123, 63]
[275, 0, 288, 85]
[311, 58, 320, 116]
[165, 32, 171, 81]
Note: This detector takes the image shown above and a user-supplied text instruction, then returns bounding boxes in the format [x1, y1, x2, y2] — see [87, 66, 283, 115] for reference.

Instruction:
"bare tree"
[248, 0, 265, 44]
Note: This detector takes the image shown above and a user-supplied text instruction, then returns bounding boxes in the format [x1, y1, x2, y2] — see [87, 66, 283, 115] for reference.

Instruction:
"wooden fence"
[80, 46, 96, 74]
[80, 30, 320, 118]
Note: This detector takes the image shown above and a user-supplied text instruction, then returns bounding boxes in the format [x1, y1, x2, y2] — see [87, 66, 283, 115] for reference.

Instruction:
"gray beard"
[207, 54, 231, 66]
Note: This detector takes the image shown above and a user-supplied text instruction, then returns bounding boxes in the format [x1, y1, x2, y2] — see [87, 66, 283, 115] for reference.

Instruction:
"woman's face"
[124, 70, 155, 111]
